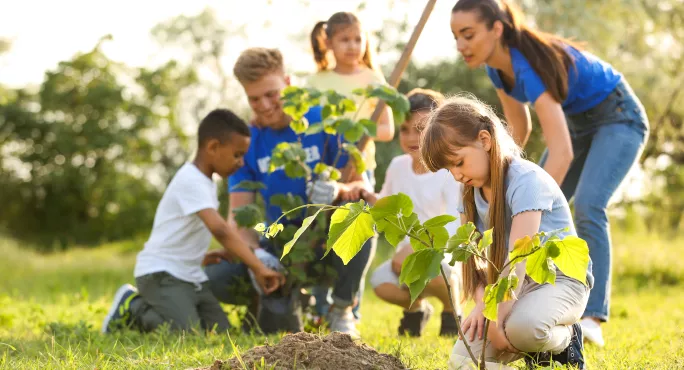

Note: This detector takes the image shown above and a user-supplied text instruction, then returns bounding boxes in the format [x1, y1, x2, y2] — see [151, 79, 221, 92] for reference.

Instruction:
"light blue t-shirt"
[229, 106, 349, 225]
[457, 157, 594, 287]
[486, 47, 621, 115]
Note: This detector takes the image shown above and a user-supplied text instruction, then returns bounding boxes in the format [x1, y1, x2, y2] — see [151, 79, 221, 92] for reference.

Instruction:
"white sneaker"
[326, 306, 360, 339]
[580, 317, 605, 347]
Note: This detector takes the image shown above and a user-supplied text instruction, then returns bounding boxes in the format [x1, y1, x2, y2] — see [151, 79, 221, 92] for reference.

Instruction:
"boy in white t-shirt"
[102, 109, 285, 334]
[346, 89, 463, 337]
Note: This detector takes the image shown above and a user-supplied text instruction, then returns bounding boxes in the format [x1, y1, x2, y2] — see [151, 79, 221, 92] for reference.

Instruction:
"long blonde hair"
[420, 95, 521, 301]
[310, 12, 377, 71]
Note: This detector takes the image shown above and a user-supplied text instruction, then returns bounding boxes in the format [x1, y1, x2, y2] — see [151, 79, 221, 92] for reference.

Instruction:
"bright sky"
[0, 0, 459, 88]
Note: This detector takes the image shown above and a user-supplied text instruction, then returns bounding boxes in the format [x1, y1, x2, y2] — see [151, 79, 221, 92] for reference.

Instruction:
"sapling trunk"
[480, 320, 491, 369]
[439, 266, 480, 366]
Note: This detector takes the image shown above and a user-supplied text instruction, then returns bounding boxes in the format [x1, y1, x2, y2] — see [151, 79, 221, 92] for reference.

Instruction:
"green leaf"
[231, 204, 264, 228]
[305, 87, 323, 99]
[322, 104, 335, 120]
[526, 247, 557, 285]
[305, 123, 324, 135]
[369, 193, 414, 222]
[508, 234, 541, 270]
[506, 274, 519, 301]
[339, 98, 356, 114]
[266, 223, 284, 239]
[283, 101, 308, 120]
[392, 109, 406, 125]
[395, 93, 410, 113]
[377, 212, 418, 248]
[398, 249, 444, 303]
[281, 208, 324, 259]
[478, 229, 493, 252]
[547, 243, 561, 258]
[254, 223, 266, 233]
[423, 215, 458, 228]
[448, 222, 477, 248]
[343, 124, 365, 143]
[290, 117, 309, 134]
[325, 90, 345, 105]
[230, 180, 267, 191]
[351, 87, 368, 96]
[281, 85, 301, 99]
[329, 168, 341, 181]
[336, 118, 355, 134]
[368, 84, 397, 102]
[446, 239, 475, 264]
[269, 193, 304, 219]
[410, 229, 431, 251]
[483, 283, 498, 321]
[551, 236, 590, 285]
[342, 143, 366, 174]
[358, 118, 377, 137]
[426, 225, 450, 249]
[284, 161, 309, 178]
[482, 274, 518, 322]
[313, 163, 329, 175]
[327, 201, 375, 264]
[495, 275, 510, 304]
[323, 118, 338, 134]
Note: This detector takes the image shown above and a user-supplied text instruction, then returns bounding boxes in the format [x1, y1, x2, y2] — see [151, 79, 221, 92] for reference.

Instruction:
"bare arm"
[198, 208, 262, 271]
[198, 208, 284, 293]
[374, 104, 395, 142]
[228, 192, 260, 250]
[496, 88, 532, 147]
[533, 92, 574, 185]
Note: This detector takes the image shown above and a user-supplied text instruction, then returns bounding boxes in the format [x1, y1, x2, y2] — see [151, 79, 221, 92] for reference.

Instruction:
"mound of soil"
[199, 332, 407, 370]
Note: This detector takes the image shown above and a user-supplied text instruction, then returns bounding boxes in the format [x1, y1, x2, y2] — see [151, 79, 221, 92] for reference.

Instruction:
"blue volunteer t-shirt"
[229, 106, 349, 224]
[486, 47, 622, 115]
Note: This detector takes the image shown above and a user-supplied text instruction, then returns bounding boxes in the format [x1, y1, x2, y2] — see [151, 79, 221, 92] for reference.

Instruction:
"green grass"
[1, 231, 683, 369]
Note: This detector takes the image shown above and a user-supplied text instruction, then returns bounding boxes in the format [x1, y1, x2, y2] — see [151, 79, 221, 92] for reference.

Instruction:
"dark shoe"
[524, 351, 552, 369]
[439, 312, 462, 337]
[101, 284, 138, 333]
[524, 322, 585, 369]
[398, 301, 433, 337]
[555, 322, 585, 369]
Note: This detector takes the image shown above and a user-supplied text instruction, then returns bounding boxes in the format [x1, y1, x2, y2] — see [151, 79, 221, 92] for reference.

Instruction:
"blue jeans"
[205, 236, 377, 312]
[540, 79, 649, 322]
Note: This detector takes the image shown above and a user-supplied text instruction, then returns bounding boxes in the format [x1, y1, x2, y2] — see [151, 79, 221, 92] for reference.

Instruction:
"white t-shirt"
[378, 154, 463, 246]
[134, 163, 219, 283]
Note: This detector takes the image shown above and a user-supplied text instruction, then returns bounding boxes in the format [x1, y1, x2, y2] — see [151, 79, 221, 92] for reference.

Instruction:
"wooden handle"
[342, 0, 438, 182]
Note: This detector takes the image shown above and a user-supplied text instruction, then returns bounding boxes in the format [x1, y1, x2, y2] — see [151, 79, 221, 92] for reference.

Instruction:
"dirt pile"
[198, 332, 407, 370]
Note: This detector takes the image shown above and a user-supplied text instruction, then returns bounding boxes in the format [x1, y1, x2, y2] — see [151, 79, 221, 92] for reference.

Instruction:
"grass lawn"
[1, 230, 683, 369]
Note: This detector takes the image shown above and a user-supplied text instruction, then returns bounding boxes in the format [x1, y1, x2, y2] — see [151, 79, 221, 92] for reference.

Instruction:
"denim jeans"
[204, 235, 376, 311]
[539, 79, 649, 322]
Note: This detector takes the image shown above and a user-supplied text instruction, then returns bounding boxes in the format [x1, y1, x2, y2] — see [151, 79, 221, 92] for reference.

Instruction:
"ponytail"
[311, 21, 329, 71]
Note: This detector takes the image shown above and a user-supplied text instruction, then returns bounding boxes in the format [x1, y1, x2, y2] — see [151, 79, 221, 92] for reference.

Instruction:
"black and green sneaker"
[101, 284, 139, 333]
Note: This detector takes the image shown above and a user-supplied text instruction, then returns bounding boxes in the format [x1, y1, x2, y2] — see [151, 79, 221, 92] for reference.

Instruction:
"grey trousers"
[130, 271, 231, 333]
[449, 274, 589, 369]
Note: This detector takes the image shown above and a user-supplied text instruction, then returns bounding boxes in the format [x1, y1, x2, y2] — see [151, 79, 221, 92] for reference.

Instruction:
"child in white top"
[347, 89, 463, 337]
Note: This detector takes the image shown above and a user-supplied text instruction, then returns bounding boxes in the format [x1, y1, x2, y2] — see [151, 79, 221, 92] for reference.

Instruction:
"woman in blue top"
[450, 0, 649, 346]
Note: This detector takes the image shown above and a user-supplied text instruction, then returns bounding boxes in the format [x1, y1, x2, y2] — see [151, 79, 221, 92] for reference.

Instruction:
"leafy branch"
[255, 192, 591, 368]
